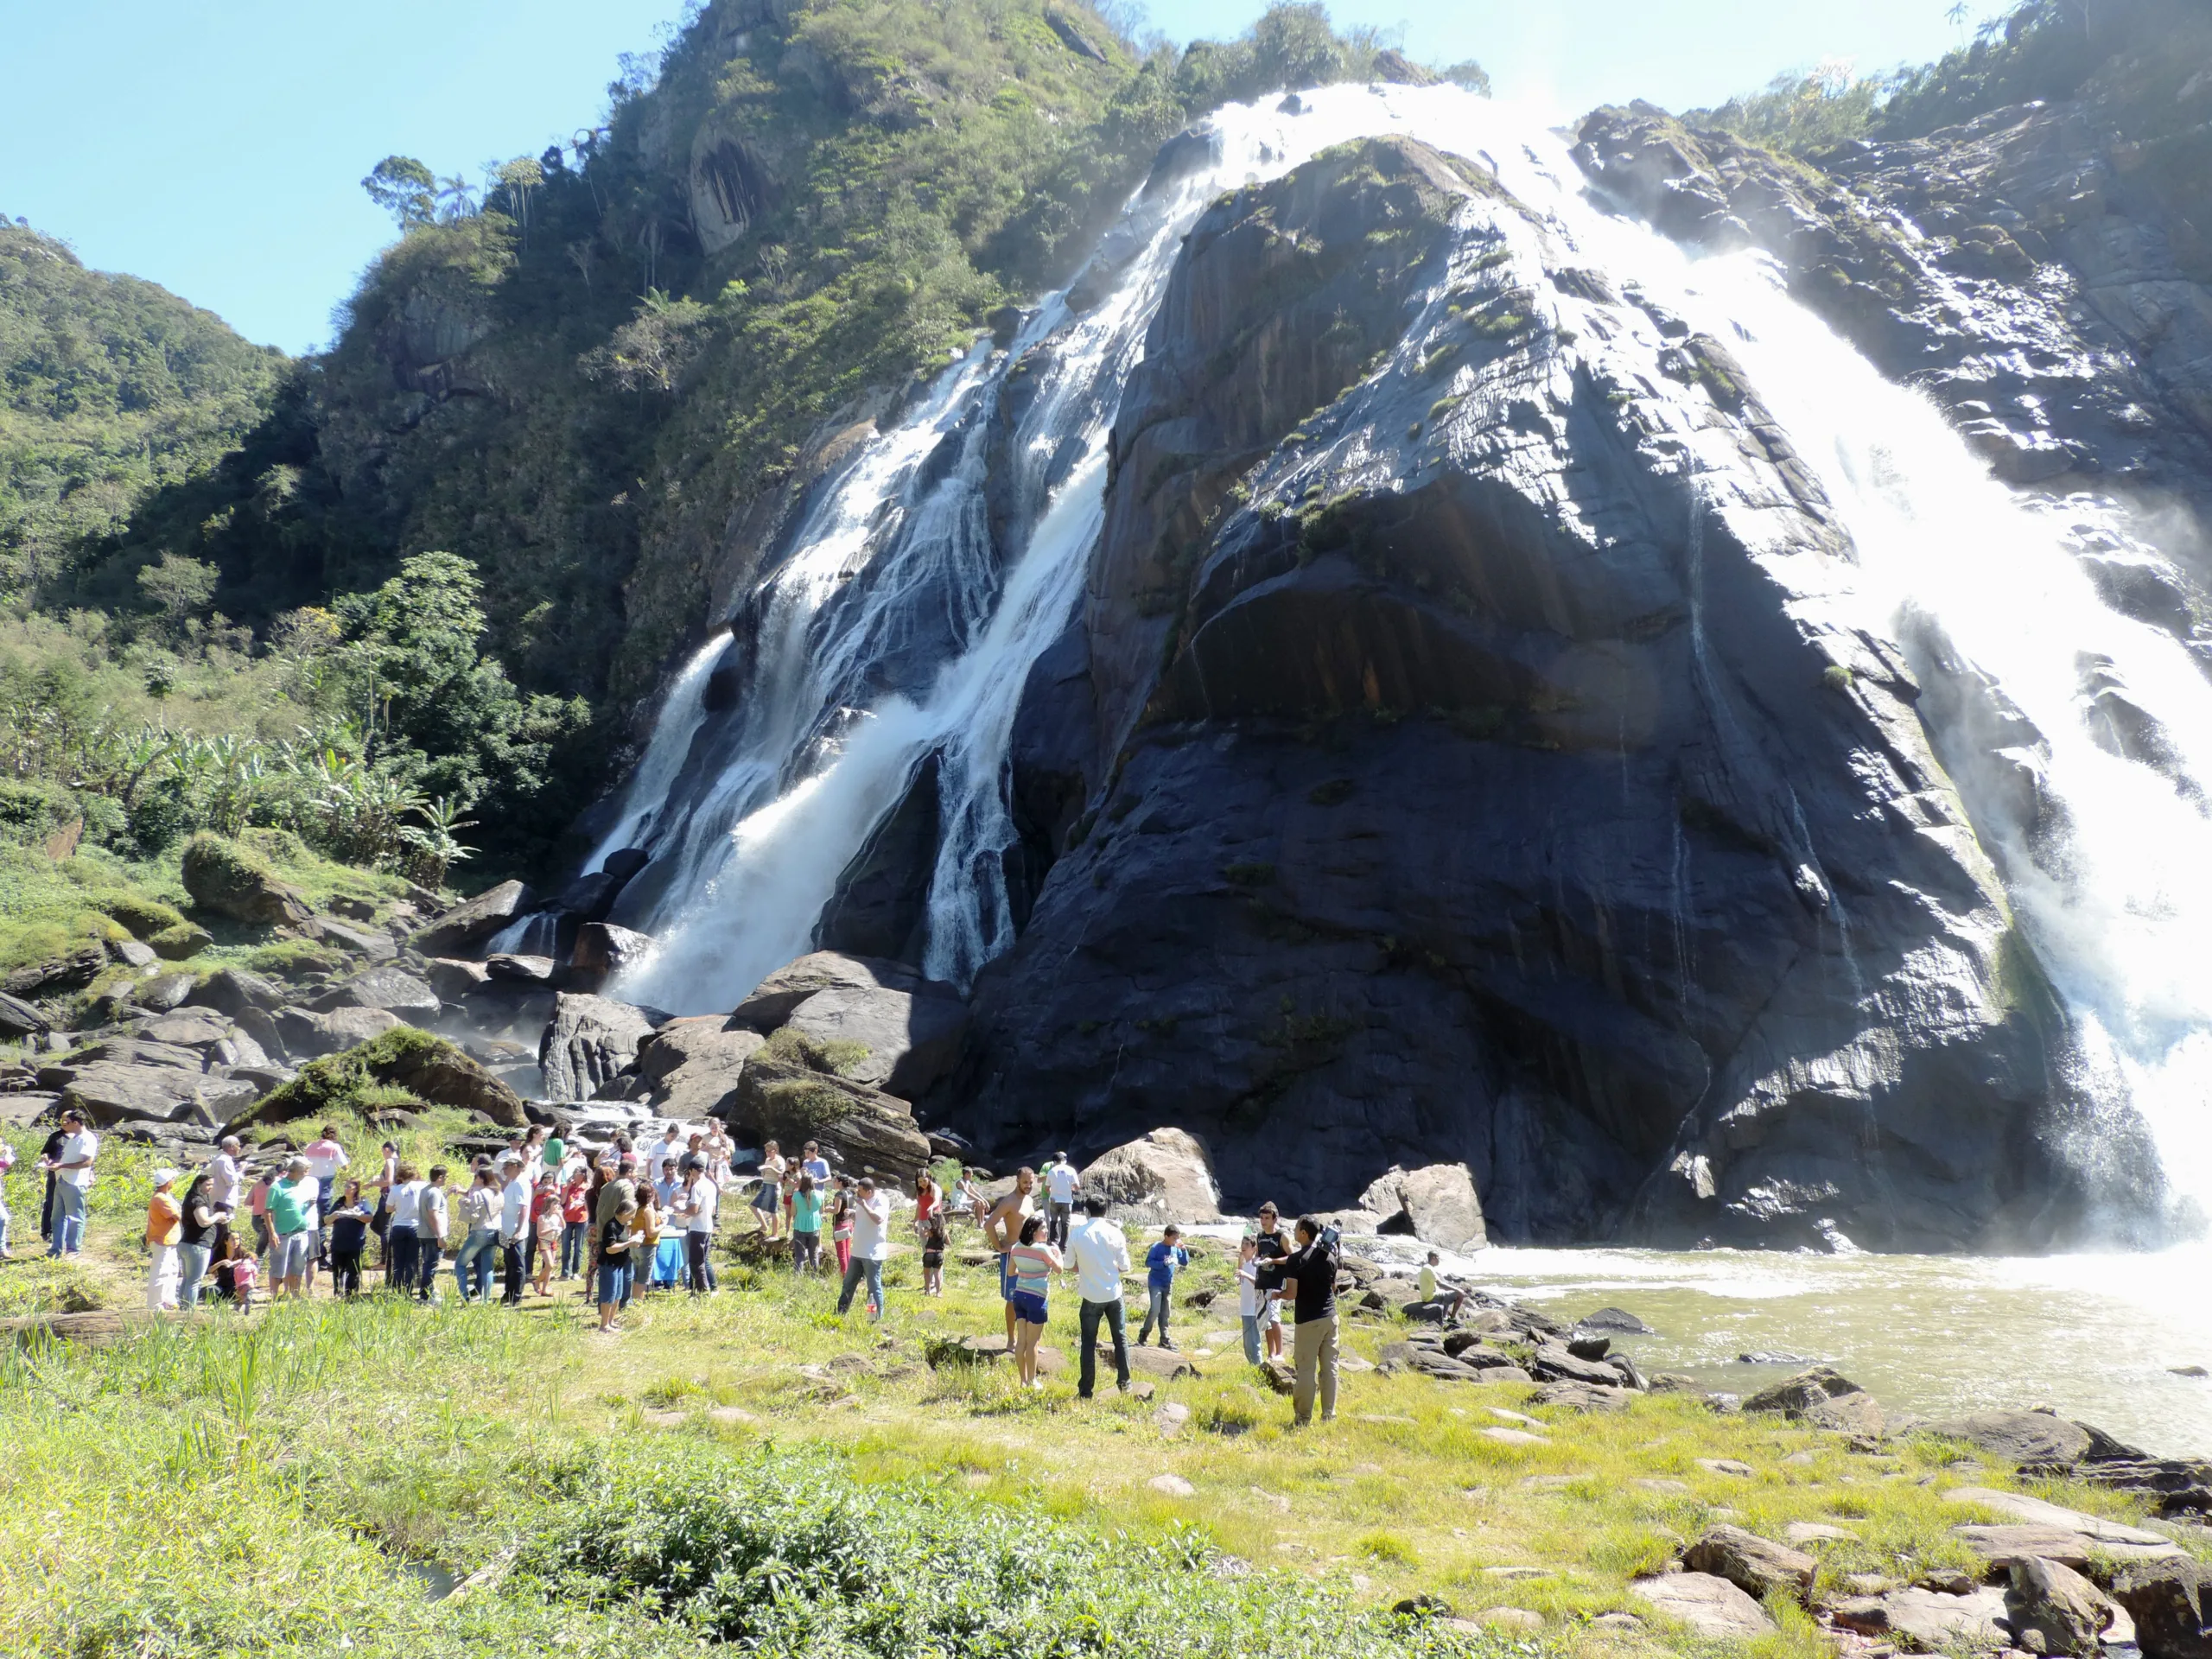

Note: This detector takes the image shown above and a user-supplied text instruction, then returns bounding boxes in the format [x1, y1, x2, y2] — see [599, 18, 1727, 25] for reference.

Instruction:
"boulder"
[274, 1005, 404, 1058]
[180, 835, 310, 926]
[1942, 1486, 2178, 1551]
[486, 953, 561, 984]
[1078, 1127, 1223, 1222]
[728, 1055, 930, 1181]
[783, 982, 969, 1099]
[149, 924, 213, 960]
[133, 973, 197, 1014]
[569, 922, 657, 991]
[2113, 1559, 2212, 1659]
[185, 968, 284, 1019]
[410, 880, 533, 957]
[44, 1039, 204, 1075]
[311, 966, 440, 1017]
[1833, 1586, 2012, 1648]
[303, 915, 397, 962]
[109, 938, 156, 969]
[0, 989, 50, 1037]
[1529, 1381, 1631, 1412]
[133, 1009, 238, 1051]
[4, 944, 105, 998]
[1745, 1365, 1862, 1416]
[1531, 1342, 1633, 1389]
[1684, 1526, 1817, 1600]
[1575, 1306, 1654, 1334]
[2006, 1557, 2115, 1656]
[1356, 1163, 1486, 1251]
[633, 1020, 766, 1118]
[601, 848, 650, 884]
[1953, 1523, 2182, 1575]
[1928, 1409, 2094, 1468]
[729, 950, 940, 1031]
[538, 994, 668, 1103]
[1629, 1572, 1776, 1637]
[240, 1032, 527, 1130]
[424, 958, 492, 1000]
[52, 1063, 212, 1126]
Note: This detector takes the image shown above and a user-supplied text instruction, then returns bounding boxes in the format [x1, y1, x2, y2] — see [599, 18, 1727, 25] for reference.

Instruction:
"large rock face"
[947, 131, 2124, 1249]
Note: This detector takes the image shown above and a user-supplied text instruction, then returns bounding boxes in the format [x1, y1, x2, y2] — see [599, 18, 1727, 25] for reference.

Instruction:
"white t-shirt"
[1237, 1259, 1262, 1318]
[685, 1176, 718, 1235]
[499, 1176, 531, 1239]
[389, 1179, 425, 1229]
[851, 1192, 890, 1261]
[57, 1128, 99, 1190]
[1068, 1217, 1131, 1304]
[1046, 1163, 1077, 1205]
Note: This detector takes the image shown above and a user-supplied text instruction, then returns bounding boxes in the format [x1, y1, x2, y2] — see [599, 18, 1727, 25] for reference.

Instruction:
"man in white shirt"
[41, 1109, 98, 1258]
[834, 1176, 891, 1320]
[207, 1137, 245, 1210]
[680, 1155, 719, 1295]
[1044, 1152, 1080, 1249]
[497, 1154, 531, 1306]
[1066, 1196, 1132, 1397]
[302, 1124, 349, 1268]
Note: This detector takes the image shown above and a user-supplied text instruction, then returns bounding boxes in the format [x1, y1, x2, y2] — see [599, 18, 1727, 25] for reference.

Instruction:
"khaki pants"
[1291, 1313, 1338, 1424]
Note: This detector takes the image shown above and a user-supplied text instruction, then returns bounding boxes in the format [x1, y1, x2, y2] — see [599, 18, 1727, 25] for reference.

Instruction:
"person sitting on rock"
[982, 1167, 1038, 1348]
[1415, 1249, 1470, 1321]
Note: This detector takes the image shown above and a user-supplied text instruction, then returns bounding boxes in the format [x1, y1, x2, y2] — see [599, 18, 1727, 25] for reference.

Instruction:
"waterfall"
[595, 83, 2211, 1209]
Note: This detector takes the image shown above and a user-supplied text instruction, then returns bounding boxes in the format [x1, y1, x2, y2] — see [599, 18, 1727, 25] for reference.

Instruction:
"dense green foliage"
[0, 223, 283, 601]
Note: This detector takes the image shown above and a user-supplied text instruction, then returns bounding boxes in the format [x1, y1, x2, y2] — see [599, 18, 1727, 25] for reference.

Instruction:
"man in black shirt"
[1254, 1216, 1340, 1426]
[1251, 1200, 1290, 1361]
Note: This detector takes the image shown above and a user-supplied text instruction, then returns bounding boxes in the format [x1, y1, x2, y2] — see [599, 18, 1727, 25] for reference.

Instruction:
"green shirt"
[542, 1136, 565, 1169]
[269, 1177, 315, 1235]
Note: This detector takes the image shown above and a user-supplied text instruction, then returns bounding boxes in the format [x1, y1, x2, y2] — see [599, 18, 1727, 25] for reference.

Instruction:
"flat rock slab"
[1480, 1427, 1550, 1446]
[1529, 1381, 1630, 1412]
[1953, 1523, 2182, 1571]
[1127, 1346, 1201, 1381]
[1929, 1411, 2093, 1467]
[1147, 1473, 1195, 1497]
[1784, 1521, 1860, 1545]
[1630, 1571, 1777, 1637]
[1942, 1485, 2172, 1545]
[1696, 1458, 1755, 1477]
[1833, 1586, 2010, 1648]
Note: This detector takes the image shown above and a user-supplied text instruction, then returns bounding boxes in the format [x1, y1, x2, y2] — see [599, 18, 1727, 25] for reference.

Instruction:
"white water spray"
[599, 84, 2212, 1211]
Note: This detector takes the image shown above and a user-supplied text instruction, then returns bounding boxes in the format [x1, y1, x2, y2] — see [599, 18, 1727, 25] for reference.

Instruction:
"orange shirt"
[146, 1192, 182, 1248]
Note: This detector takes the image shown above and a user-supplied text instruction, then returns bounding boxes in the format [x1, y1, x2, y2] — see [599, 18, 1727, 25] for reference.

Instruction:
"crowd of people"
[7, 1118, 1363, 1425]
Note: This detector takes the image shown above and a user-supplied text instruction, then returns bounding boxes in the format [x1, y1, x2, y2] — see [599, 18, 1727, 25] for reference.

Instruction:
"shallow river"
[1360, 1241, 2212, 1459]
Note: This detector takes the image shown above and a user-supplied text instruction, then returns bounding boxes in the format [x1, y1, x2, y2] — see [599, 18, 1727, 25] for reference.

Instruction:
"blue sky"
[0, 0, 2006, 355]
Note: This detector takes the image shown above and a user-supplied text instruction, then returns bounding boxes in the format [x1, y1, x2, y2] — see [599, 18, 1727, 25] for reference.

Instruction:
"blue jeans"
[1138, 1285, 1172, 1344]
[48, 1182, 86, 1258]
[386, 1224, 418, 1287]
[454, 1229, 498, 1300]
[1243, 1313, 1263, 1363]
[836, 1256, 883, 1317]
[559, 1219, 587, 1278]
[177, 1241, 213, 1308]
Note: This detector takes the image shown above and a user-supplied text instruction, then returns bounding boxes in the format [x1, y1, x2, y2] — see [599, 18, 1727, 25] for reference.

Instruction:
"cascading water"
[595, 82, 2211, 1211]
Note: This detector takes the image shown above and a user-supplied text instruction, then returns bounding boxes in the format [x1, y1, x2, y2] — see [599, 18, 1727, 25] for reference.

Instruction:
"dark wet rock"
[1684, 1525, 1817, 1600]
[2113, 1558, 2212, 1659]
[1529, 1381, 1632, 1413]
[567, 923, 655, 993]
[185, 968, 283, 1019]
[3, 944, 105, 999]
[410, 880, 533, 957]
[311, 966, 440, 1018]
[538, 994, 669, 1103]
[1576, 1306, 1654, 1334]
[424, 958, 493, 1001]
[726, 1054, 931, 1181]
[782, 976, 968, 1100]
[817, 753, 942, 964]
[952, 132, 2120, 1248]
[486, 953, 561, 985]
[1531, 1342, 1636, 1389]
[2006, 1556, 2115, 1657]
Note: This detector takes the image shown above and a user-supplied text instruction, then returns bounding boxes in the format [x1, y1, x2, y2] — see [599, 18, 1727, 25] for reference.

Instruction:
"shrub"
[95, 891, 188, 939]
[251, 1027, 454, 1122]
[763, 1025, 872, 1077]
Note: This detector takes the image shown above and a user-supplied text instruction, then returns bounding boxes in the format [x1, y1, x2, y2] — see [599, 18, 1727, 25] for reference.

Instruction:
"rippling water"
[1401, 1243, 2212, 1458]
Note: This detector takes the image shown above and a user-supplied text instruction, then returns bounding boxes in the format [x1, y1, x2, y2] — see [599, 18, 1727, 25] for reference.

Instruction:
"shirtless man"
[982, 1166, 1038, 1347]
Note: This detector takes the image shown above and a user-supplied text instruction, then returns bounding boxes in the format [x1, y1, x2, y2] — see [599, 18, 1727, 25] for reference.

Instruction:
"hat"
[681, 1154, 704, 1173]
[499, 1151, 523, 1166]
[286, 1156, 309, 1171]
[152, 1166, 181, 1187]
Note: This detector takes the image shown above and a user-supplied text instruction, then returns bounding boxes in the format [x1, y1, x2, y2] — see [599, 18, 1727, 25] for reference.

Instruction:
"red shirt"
[562, 1179, 589, 1224]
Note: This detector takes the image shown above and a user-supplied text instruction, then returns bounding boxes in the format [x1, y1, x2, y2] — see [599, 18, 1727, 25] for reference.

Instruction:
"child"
[559, 1166, 592, 1280]
[752, 1140, 785, 1240]
[327, 1179, 372, 1297]
[531, 1174, 561, 1296]
[145, 1167, 183, 1313]
[918, 1206, 947, 1296]
[790, 1173, 823, 1274]
[1138, 1224, 1189, 1350]
[632, 1175, 664, 1294]
[215, 1231, 258, 1311]
[1237, 1234, 1264, 1363]
[830, 1176, 855, 1278]
[596, 1200, 642, 1332]
[246, 1167, 274, 1275]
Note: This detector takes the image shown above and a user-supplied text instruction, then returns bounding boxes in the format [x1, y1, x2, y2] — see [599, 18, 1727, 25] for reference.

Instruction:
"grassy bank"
[0, 1135, 2199, 1657]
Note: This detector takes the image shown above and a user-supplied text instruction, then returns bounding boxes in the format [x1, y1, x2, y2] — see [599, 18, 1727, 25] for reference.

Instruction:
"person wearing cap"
[1044, 1152, 1079, 1249]
[145, 1167, 184, 1311]
[834, 1175, 890, 1320]
[39, 1108, 97, 1258]
[679, 1154, 719, 1295]
[267, 1157, 321, 1300]
[497, 1152, 532, 1306]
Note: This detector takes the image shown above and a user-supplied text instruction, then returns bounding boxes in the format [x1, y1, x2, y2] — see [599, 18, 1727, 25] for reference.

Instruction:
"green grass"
[0, 1188, 2197, 1659]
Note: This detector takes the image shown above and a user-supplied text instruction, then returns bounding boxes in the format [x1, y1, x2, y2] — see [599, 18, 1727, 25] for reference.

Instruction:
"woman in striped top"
[1007, 1215, 1063, 1389]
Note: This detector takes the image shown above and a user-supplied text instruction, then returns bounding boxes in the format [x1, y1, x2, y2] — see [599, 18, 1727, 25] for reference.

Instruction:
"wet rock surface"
[951, 130, 2107, 1247]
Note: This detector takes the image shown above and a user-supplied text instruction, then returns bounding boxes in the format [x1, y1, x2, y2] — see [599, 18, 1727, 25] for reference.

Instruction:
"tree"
[436, 175, 478, 222]
[493, 155, 547, 243]
[136, 551, 217, 620]
[1249, 3, 1345, 91]
[1444, 60, 1493, 96]
[361, 156, 435, 231]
